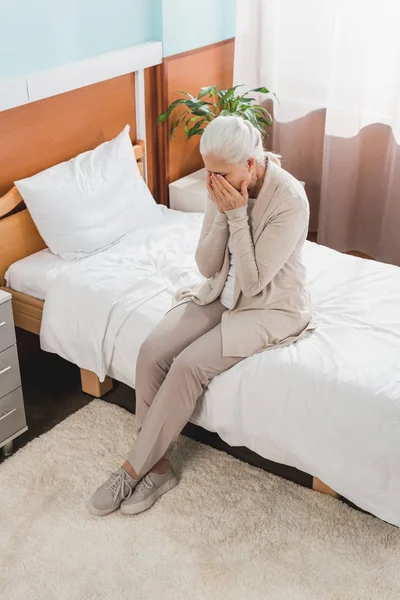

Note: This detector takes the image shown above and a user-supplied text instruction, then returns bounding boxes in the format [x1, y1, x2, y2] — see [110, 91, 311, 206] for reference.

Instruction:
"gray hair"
[200, 114, 281, 166]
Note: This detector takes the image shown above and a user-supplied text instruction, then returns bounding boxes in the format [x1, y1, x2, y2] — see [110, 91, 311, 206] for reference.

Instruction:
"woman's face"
[203, 155, 255, 191]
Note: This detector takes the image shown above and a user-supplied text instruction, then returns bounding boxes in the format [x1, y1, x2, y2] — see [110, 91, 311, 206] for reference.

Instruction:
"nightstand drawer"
[0, 387, 26, 445]
[0, 301, 16, 353]
[0, 345, 21, 400]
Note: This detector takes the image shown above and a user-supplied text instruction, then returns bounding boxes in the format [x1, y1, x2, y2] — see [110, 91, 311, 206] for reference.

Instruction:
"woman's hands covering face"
[207, 173, 248, 212]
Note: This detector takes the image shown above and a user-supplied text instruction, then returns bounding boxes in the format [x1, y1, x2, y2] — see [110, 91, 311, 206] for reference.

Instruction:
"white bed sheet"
[5, 248, 69, 301]
[6, 210, 400, 526]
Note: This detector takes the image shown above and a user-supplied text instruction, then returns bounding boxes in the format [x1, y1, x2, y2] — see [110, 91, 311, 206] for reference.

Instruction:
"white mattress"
[6, 210, 400, 526]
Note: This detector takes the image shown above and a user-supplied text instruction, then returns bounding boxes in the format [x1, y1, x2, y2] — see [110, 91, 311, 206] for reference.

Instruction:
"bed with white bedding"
[5, 205, 400, 526]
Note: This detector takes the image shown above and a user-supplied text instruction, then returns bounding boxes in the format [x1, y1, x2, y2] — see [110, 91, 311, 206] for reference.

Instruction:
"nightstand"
[0, 289, 27, 457]
[169, 168, 207, 213]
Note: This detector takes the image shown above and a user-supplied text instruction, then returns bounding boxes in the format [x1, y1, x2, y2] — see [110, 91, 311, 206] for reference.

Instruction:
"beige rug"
[1, 400, 399, 600]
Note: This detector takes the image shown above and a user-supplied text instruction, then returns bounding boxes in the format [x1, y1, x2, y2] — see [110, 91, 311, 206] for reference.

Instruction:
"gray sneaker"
[120, 467, 178, 515]
[88, 468, 139, 516]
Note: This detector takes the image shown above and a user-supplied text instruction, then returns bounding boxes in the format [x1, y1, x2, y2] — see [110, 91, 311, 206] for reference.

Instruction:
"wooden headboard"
[0, 143, 144, 286]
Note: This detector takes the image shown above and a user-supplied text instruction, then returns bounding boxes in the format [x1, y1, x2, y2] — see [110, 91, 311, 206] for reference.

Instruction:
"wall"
[0, 0, 236, 81]
[0, 0, 161, 80]
[164, 40, 235, 188]
[0, 75, 137, 196]
[162, 0, 236, 57]
[158, 0, 236, 199]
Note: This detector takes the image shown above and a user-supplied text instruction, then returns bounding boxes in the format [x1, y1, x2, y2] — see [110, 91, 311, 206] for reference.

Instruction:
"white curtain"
[234, 0, 400, 265]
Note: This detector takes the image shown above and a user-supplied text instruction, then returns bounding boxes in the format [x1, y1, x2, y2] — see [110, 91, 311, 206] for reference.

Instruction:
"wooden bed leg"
[312, 477, 339, 498]
[80, 368, 113, 397]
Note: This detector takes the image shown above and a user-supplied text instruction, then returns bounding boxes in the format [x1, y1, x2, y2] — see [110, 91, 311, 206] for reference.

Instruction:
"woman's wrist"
[225, 205, 248, 221]
[228, 197, 248, 210]
[215, 209, 228, 223]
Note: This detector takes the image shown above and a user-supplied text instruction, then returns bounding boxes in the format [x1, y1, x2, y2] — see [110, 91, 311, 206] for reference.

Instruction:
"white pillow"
[15, 125, 162, 260]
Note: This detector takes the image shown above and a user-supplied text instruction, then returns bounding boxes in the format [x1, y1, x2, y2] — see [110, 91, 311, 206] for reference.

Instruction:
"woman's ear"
[247, 157, 256, 173]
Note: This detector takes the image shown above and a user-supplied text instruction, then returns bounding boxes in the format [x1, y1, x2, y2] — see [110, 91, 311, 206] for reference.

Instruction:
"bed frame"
[0, 142, 145, 398]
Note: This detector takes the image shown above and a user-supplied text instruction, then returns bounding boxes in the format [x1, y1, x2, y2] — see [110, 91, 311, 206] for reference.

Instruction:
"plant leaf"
[253, 104, 268, 113]
[186, 117, 207, 133]
[178, 90, 197, 99]
[250, 88, 279, 103]
[253, 105, 273, 125]
[170, 111, 189, 140]
[216, 89, 229, 113]
[258, 110, 273, 126]
[236, 101, 253, 112]
[229, 97, 238, 111]
[258, 118, 269, 135]
[177, 93, 214, 108]
[224, 84, 245, 100]
[249, 86, 271, 95]
[185, 101, 214, 117]
[158, 98, 189, 122]
[198, 85, 217, 99]
[187, 121, 205, 139]
[187, 115, 204, 124]
[243, 108, 259, 128]
[256, 116, 271, 128]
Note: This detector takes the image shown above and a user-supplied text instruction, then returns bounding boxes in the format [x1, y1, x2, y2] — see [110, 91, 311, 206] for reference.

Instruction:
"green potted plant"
[158, 85, 275, 140]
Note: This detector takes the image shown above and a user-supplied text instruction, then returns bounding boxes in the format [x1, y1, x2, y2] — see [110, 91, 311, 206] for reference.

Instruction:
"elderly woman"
[88, 115, 313, 516]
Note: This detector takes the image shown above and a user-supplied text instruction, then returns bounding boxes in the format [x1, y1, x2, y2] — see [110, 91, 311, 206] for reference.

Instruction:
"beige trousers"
[126, 300, 244, 477]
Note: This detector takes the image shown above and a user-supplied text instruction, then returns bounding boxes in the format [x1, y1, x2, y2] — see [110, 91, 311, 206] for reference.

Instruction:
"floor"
[4, 396, 397, 600]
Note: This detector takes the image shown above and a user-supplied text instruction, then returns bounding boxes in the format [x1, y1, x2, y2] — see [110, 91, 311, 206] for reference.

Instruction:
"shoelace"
[106, 470, 135, 506]
[135, 474, 154, 495]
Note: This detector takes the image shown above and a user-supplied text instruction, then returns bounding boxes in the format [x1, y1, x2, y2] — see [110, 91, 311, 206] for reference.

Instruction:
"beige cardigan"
[174, 158, 314, 357]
